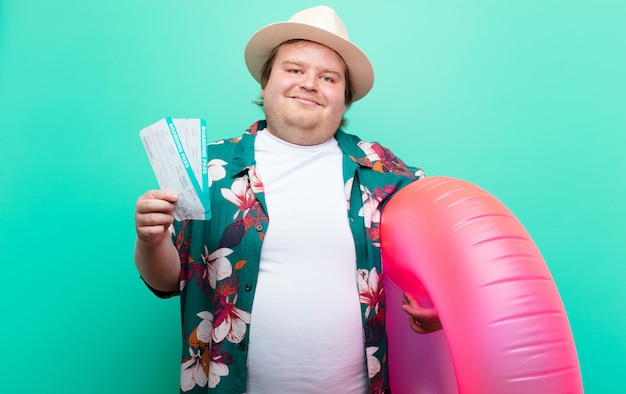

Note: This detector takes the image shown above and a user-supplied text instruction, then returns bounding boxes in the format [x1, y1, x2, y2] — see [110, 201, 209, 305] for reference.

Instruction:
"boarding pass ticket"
[140, 117, 211, 221]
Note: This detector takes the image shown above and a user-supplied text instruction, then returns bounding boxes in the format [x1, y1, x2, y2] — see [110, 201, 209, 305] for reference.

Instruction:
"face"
[261, 40, 348, 146]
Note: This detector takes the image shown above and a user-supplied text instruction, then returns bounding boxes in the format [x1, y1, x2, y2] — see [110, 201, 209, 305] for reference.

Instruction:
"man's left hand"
[401, 293, 442, 334]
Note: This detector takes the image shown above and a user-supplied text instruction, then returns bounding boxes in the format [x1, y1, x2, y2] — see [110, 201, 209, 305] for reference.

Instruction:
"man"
[134, 6, 440, 393]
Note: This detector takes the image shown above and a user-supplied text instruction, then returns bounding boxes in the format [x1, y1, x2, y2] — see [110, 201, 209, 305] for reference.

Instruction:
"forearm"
[134, 235, 181, 293]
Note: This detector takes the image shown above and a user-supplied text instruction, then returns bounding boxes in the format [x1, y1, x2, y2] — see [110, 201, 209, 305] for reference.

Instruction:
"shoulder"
[336, 129, 424, 180]
[207, 121, 264, 155]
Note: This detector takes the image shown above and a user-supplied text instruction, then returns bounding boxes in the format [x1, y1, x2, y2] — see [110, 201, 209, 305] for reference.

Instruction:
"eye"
[321, 75, 334, 83]
[288, 68, 303, 74]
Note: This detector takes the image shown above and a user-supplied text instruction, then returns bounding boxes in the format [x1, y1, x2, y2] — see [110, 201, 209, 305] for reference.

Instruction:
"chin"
[285, 114, 320, 130]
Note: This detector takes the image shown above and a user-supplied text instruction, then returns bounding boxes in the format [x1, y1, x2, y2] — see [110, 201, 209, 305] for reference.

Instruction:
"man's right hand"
[135, 190, 179, 246]
[133, 189, 181, 293]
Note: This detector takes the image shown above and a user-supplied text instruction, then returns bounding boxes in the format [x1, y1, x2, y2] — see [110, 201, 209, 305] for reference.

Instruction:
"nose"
[300, 72, 318, 91]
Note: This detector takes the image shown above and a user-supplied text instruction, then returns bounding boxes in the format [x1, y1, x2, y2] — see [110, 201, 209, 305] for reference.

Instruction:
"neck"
[265, 119, 337, 146]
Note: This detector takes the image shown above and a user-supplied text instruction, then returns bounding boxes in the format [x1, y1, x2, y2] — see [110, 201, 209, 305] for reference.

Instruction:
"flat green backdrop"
[1, 0, 624, 392]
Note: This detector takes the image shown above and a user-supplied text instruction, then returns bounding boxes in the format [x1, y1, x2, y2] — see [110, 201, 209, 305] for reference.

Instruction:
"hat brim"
[245, 22, 374, 102]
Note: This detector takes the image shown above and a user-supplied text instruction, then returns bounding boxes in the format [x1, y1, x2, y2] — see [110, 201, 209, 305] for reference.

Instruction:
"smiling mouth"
[290, 96, 321, 106]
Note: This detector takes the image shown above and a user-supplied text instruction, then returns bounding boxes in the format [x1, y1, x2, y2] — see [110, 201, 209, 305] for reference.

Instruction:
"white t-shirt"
[246, 129, 367, 393]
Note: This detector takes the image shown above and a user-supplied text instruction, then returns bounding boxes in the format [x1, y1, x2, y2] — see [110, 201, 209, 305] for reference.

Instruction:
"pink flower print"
[357, 268, 382, 319]
[221, 176, 257, 220]
[357, 140, 417, 177]
[212, 294, 251, 344]
[248, 166, 264, 194]
[357, 141, 381, 163]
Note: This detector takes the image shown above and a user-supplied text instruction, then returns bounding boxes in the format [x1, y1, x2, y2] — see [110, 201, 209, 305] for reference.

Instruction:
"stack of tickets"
[140, 118, 211, 221]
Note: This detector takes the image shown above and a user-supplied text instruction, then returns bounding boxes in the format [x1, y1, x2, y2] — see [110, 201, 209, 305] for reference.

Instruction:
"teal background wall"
[1, 0, 624, 392]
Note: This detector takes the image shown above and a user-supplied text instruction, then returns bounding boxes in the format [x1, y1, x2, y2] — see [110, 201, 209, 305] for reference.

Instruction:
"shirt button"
[255, 224, 263, 231]
[245, 283, 252, 292]
[239, 341, 246, 350]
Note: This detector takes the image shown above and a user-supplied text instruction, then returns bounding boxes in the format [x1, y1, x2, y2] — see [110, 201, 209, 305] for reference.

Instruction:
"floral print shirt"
[149, 120, 423, 393]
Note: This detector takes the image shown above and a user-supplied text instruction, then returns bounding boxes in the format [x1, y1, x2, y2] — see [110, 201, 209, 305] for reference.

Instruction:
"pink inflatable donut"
[381, 176, 583, 394]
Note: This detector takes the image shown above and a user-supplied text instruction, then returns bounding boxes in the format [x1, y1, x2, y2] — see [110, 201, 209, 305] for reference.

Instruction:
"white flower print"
[357, 268, 382, 318]
[208, 159, 227, 187]
[208, 355, 229, 389]
[202, 246, 233, 289]
[196, 311, 213, 344]
[366, 346, 381, 379]
[344, 177, 354, 208]
[359, 184, 381, 229]
[180, 344, 231, 391]
[221, 176, 257, 220]
[180, 348, 208, 392]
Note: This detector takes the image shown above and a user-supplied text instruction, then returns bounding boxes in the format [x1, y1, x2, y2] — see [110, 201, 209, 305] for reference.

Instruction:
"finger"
[136, 196, 177, 215]
[136, 211, 175, 228]
[143, 189, 179, 202]
[401, 303, 439, 320]
[136, 224, 171, 244]
[401, 301, 443, 334]
[135, 212, 175, 240]
[408, 316, 430, 334]
[402, 292, 417, 306]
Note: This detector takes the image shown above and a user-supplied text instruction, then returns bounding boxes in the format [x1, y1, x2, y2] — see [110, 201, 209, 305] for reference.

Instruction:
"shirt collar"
[334, 129, 376, 169]
[229, 120, 265, 178]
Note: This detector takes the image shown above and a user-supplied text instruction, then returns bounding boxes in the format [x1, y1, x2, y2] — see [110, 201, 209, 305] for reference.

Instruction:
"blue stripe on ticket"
[200, 119, 211, 220]
[165, 117, 211, 220]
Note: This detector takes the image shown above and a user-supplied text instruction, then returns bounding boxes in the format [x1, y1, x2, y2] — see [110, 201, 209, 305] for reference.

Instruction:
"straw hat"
[244, 5, 374, 101]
